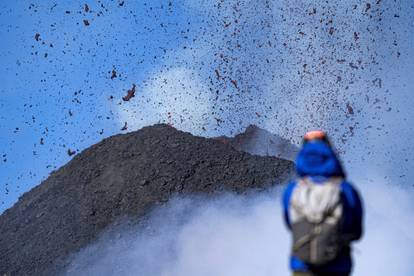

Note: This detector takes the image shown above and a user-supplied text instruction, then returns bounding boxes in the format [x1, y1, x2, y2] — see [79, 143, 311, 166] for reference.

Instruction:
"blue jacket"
[282, 141, 363, 274]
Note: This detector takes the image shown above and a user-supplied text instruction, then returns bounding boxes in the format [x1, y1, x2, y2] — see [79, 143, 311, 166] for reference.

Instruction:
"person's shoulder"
[340, 180, 359, 194]
[284, 180, 297, 193]
[340, 180, 354, 190]
[283, 180, 297, 197]
[282, 180, 297, 208]
[340, 180, 363, 206]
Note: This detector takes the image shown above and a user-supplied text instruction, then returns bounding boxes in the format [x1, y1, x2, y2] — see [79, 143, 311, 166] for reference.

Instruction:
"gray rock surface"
[216, 125, 299, 161]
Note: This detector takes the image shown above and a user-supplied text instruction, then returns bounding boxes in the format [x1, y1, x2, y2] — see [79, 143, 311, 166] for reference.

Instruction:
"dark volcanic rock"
[0, 124, 294, 276]
[216, 125, 299, 161]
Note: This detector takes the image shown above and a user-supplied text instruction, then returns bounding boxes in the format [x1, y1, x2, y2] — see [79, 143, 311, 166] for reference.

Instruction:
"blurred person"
[282, 130, 363, 276]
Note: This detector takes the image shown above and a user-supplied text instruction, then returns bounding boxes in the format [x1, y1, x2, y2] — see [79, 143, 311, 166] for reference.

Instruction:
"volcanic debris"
[122, 84, 136, 101]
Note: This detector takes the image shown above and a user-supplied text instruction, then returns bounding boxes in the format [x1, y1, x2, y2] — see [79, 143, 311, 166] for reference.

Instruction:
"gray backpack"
[289, 177, 344, 265]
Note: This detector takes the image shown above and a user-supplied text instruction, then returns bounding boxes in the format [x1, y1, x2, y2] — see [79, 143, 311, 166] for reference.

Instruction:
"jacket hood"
[295, 141, 345, 177]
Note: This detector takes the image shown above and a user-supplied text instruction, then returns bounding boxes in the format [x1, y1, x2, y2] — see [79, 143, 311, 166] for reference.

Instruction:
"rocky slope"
[0, 124, 295, 276]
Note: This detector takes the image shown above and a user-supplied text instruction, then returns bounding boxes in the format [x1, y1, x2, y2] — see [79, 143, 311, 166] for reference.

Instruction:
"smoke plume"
[64, 173, 414, 276]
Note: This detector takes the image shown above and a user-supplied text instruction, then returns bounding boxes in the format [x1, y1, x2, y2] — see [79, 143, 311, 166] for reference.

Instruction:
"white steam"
[64, 178, 414, 276]
[64, 192, 291, 276]
[352, 176, 414, 276]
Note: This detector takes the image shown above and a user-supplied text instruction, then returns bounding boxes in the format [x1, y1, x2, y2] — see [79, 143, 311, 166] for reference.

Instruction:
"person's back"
[282, 131, 363, 276]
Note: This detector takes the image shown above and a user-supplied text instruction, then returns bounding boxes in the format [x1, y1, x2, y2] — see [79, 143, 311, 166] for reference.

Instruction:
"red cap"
[303, 130, 327, 142]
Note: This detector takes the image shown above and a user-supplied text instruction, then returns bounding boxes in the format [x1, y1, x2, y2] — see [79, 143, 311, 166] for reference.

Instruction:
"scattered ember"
[372, 78, 382, 88]
[121, 122, 128, 131]
[111, 69, 117, 79]
[349, 62, 358, 69]
[346, 103, 354, 115]
[214, 117, 224, 125]
[308, 8, 316, 15]
[230, 79, 238, 88]
[215, 69, 221, 80]
[354, 32, 359, 41]
[2, 0, 401, 184]
[365, 3, 371, 12]
[167, 112, 173, 126]
[122, 84, 136, 101]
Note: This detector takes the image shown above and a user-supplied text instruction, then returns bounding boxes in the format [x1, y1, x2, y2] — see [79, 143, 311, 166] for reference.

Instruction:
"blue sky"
[0, 0, 413, 214]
